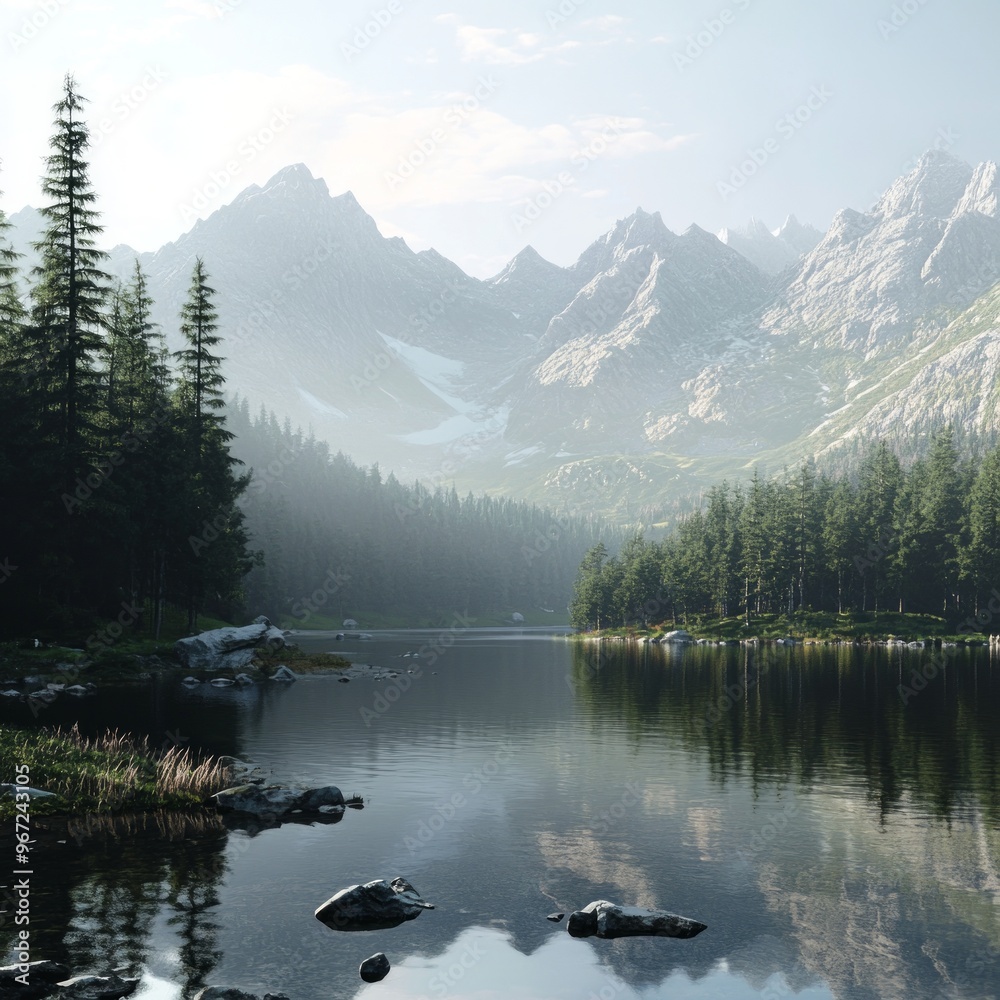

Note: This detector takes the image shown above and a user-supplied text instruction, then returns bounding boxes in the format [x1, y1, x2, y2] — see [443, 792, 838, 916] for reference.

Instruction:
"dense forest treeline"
[227, 399, 611, 623]
[0, 76, 253, 638]
[571, 429, 1000, 631]
[0, 75, 610, 639]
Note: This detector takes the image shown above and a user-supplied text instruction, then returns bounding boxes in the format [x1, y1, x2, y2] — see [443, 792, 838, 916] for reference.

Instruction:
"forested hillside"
[228, 401, 611, 623]
[0, 76, 612, 639]
[572, 430, 1000, 630]
[0, 76, 252, 638]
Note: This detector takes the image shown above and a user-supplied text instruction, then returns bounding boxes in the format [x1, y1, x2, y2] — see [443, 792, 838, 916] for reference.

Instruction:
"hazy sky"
[1, 0, 996, 277]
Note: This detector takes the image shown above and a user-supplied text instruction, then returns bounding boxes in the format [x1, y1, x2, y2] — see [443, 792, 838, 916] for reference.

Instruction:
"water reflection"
[1, 635, 999, 999]
[570, 642, 1000, 822]
[570, 641, 1000, 999]
[1, 815, 229, 999]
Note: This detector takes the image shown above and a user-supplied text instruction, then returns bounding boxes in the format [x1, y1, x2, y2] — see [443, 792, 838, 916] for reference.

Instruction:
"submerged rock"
[0, 961, 70, 998]
[315, 877, 434, 931]
[56, 975, 139, 1000]
[211, 785, 303, 817]
[193, 989, 271, 1000]
[566, 900, 706, 939]
[298, 785, 345, 811]
[211, 781, 349, 818]
[191, 990, 289, 1000]
[359, 953, 391, 983]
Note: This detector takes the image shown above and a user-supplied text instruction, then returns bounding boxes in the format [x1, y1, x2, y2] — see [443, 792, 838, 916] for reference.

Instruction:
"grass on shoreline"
[585, 610, 991, 644]
[252, 645, 352, 675]
[0, 724, 233, 819]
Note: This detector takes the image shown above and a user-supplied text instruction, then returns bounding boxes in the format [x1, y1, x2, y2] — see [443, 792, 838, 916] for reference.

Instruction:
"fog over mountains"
[9, 149, 1000, 520]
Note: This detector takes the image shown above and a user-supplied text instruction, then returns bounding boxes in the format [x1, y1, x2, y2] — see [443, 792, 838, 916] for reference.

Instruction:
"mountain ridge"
[6, 150, 1000, 521]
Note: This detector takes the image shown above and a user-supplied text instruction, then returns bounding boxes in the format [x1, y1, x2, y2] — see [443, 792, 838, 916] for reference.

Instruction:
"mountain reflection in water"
[1, 631, 997, 1000]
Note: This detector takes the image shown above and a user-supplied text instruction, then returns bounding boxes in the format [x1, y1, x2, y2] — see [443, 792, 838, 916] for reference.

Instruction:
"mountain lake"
[1, 628, 998, 1000]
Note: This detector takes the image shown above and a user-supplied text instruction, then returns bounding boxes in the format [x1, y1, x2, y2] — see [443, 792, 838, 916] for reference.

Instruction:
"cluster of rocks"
[4, 885, 706, 996]
[173, 617, 293, 673]
[209, 760, 362, 826]
[180, 665, 298, 688]
[0, 679, 97, 703]
[0, 962, 139, 1000]
[313, 877, 436, 984]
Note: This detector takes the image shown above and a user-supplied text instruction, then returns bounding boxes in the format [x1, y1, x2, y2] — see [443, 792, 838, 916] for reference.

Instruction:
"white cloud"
[454, 25, 546, 65]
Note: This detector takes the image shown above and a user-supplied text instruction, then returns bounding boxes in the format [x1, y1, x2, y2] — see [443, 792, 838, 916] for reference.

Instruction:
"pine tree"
[570, 542, 609, 630]
[172, 258, 252, 630]
[174, 257, 229, 463]
[31, 73, 109, 487]
[965, 446, 1000, 618]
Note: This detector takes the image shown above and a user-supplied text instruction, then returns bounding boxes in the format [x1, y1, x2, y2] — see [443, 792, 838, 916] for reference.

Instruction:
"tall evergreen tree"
[172, 259, 251, 630]
[31, 73, 109, 486]
[174, 258, 228, 465]
[965, 445, 1000, 617]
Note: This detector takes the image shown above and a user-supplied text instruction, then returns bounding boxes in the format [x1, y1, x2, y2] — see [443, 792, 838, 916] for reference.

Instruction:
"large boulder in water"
[211, 785, 303, 817]
[298, 785, 345, 811]
[566, 900, 706, 939]
[174, 623, 270, 671]
[315, 877, 434, 931]
[660, 630, 694, 644]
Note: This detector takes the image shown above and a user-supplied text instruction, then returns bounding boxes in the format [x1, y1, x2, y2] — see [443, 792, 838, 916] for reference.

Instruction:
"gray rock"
[270, 665, 297, 682]
[1, 689, 21, 698]
[660, 630, 694, 644]
[56, 976, 139, 1000]
[315, 877, 434, 932]
[359, 953, 390, 983]
[0, 961, 70, 997]
[298, 785, 344, 811]
[546, 912, 565, 923]
[566, 900, 707, 939]
[192, 990, 261, 1000]
[234, 673, 255, 686]
[181, 677, 201, 686]
[210, 678, 235, 688]
[211, 785, 302, 817]
[566, 902, 602, 937]
[0, 784, 58, 800]
[191, 990, 288, 1000]
[262, 626, 288, 650]
[251, 615, 272, 626]
[64, 685, 91, 697]
[173, 623, 270, 672]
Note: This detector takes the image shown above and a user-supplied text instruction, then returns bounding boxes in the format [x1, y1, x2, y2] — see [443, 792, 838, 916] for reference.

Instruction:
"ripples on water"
[1, 631, 998, 1000]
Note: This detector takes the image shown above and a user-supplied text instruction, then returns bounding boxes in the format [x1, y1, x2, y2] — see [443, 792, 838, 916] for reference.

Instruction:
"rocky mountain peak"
[954, 160, 1000, 219]
[874, 150, 974, 222]
[775, 215, 823, 256]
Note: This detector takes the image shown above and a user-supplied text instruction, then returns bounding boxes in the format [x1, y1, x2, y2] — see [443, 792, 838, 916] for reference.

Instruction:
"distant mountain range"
[8, 150, 1000, 521]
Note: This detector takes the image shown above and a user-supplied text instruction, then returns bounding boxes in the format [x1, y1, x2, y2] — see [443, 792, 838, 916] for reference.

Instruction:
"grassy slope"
[0, 725, 231, 819]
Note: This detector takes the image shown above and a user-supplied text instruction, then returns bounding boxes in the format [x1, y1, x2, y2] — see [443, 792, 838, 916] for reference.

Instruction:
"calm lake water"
[2, 629, 999, 1000]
